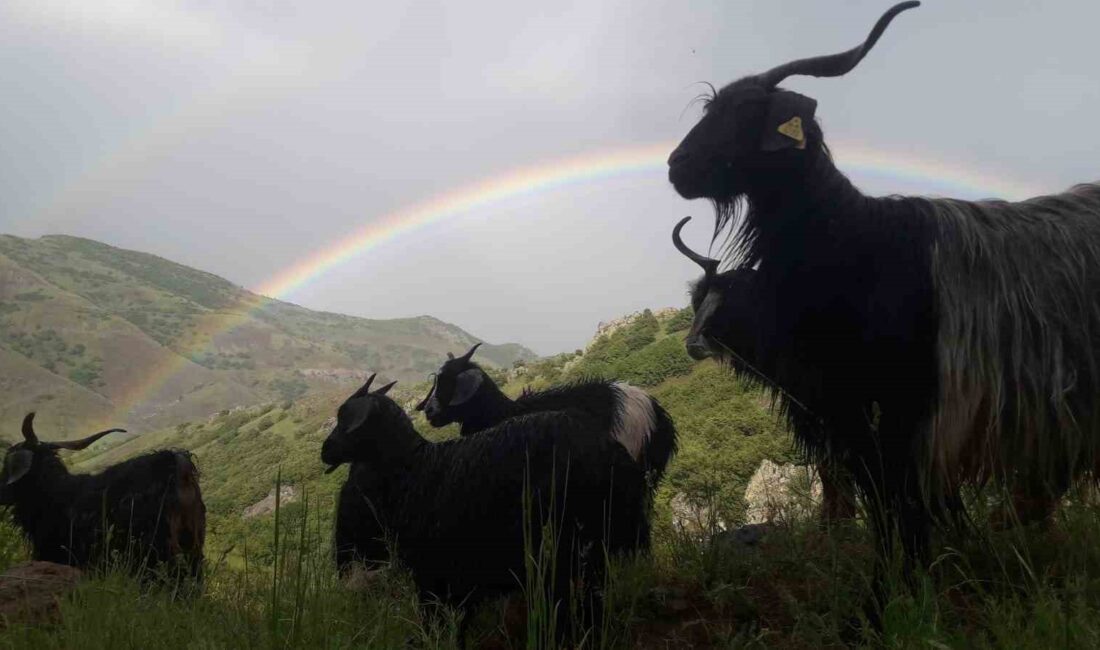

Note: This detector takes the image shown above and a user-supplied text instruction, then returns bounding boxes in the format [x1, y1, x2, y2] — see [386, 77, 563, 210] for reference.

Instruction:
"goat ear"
[760, 90, 817, 152]
[448, 370, 484, 406]
[3, 449, 34, 486]
[345, 410, 370, 434]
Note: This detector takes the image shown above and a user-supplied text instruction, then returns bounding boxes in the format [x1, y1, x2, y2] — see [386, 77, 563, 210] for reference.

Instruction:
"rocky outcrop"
[591, 307, 679, 343]
[743, 460, 822, 525]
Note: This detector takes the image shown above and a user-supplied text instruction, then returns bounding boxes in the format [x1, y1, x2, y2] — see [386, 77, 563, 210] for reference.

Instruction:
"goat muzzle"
[685, 337, 714, 361]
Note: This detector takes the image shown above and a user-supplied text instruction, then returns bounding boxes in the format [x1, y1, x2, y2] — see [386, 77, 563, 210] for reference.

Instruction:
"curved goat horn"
[755, 1, 919, 89]
[45, 427, 126, 451]
[460, 342, 482, 362]
[672, 217, 719, 276]
[21, 412, 38, 445]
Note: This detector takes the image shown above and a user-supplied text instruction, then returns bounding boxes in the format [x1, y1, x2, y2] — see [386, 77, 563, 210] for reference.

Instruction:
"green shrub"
[664, 306, 694, 333]
[614, 335, 695, 387]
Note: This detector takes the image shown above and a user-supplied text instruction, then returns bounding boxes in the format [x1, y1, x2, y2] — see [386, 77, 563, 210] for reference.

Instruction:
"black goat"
[667, 0, 1099, 569]
[0, 413, 205, 579]
[331, 375, 397, 575]
[672, 217, 856, 523]
[673, 217, 1061, 528]
[414, 343, 678, 492]
[321, 375, 650, 640]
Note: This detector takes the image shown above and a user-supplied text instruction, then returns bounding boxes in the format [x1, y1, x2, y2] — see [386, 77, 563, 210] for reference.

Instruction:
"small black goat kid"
[667, 0, 1100, 572]
[415, 342, 678, 492]
[321, 375, 650, 639]
[0, 413, 206, 579]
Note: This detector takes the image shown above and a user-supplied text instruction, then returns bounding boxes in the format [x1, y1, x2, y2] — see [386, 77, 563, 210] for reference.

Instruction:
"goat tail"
[610, 383, 678, 492]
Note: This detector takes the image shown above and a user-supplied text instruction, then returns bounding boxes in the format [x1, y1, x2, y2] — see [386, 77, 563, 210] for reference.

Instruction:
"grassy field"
[1, 489, 1098, 648]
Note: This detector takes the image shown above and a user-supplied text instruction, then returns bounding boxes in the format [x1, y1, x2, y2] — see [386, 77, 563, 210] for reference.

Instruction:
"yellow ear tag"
[776, 116, 805, 148]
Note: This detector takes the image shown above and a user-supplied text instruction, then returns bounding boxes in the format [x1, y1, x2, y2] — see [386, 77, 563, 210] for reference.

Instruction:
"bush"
[620, 309, 659, 351]
[615, 336, 696, 387]
[270, 376, 308, 401]
[664, 307, 694, 333]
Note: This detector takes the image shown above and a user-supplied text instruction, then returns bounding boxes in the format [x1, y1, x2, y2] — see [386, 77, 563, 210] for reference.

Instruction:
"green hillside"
[0, 234, 535, 439]
[69, 308, 795, 567]
[0, 307, 1097, 648]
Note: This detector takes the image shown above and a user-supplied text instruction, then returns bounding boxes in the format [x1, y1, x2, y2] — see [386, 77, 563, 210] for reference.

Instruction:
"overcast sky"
[2, 1, 1098, 354]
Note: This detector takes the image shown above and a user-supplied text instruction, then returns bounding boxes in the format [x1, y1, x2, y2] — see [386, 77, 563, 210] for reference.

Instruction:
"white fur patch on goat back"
[611, 383, 656, 462]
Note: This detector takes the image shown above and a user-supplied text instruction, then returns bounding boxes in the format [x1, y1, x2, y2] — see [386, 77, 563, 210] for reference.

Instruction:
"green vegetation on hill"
[0, 234, 535, 438]
[1, 306, 1099, 648]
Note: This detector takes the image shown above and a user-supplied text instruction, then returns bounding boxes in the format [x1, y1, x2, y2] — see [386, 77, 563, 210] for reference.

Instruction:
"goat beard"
[711, 195, 750, 266]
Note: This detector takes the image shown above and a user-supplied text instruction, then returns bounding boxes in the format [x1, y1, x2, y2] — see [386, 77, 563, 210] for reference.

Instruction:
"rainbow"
[110, 140, 1050, 423]
[256, 140, 1046, 302]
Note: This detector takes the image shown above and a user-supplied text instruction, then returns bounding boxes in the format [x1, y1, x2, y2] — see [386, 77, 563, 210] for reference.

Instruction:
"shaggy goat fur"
[667, 1, 1097, 562]
[672, 225, 857, 522]
[0, 414, 205, 579]
[416, 344, 678, 491]
[322, 377, 650, 635]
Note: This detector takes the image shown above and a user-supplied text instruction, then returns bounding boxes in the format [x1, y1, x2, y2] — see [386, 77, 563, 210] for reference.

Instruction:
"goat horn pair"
[20, 412, 125, 451]
[755, 1, 919, 89]
[350, 373, 397, 400]
[351, 373, 378, 398]
[672, 217, 719, 276]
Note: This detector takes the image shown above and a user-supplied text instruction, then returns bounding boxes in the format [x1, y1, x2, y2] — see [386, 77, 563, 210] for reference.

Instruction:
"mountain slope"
[0, 234, 535, 438]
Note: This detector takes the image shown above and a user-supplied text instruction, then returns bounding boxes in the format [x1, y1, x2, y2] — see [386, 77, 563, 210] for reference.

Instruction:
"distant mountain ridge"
[0, 234, 535, 438]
